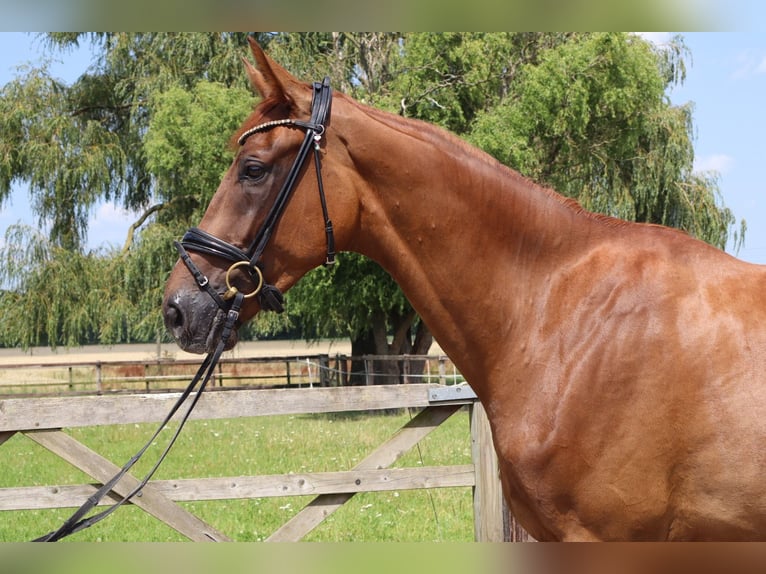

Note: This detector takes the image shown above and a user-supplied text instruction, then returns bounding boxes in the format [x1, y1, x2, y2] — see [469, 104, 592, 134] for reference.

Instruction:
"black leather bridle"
[34, 78, 334, 542]
[175, 76, 335, 315]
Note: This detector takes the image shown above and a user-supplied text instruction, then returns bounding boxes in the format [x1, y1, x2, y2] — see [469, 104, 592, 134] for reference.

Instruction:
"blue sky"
[1, 32, 766, 263]
[664, 32, 766, 263]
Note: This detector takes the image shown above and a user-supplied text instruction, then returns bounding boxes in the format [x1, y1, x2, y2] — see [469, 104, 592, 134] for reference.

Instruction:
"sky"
[663, 32, 766, 264]
[0, 32, 766, 263]
[0, 32, 135, 250]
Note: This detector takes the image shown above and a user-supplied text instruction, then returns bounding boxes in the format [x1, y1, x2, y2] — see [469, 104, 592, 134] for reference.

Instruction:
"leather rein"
[34, 78, 334, 541]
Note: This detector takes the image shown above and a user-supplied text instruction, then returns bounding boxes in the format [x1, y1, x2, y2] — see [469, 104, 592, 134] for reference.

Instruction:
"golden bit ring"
[223, 261, 264, 300]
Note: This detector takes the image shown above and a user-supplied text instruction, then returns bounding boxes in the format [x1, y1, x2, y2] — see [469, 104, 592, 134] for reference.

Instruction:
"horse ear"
[244, 36, 311, 115]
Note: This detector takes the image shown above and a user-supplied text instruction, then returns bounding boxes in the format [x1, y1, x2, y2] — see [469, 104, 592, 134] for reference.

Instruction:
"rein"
[34, 292, 244, 542]
[33, 78, 333, 541]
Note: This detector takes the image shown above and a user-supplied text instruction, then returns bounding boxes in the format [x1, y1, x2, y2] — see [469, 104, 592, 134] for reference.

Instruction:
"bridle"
[34, 77, 334, 542]
[175, 76, 335, 316]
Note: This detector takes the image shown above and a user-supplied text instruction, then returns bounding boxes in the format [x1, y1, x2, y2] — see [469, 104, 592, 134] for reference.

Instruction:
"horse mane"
[339, 93, 634, 230]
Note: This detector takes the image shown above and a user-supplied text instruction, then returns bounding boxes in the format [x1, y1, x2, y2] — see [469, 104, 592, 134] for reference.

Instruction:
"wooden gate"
[0, 384, 524, 541]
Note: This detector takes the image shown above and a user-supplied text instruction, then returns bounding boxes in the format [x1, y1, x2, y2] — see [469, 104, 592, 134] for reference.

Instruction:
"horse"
[162, 38, 766, 541]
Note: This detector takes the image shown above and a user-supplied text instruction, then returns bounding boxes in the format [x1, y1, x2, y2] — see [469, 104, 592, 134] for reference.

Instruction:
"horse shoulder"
[493, 227, 766, 539]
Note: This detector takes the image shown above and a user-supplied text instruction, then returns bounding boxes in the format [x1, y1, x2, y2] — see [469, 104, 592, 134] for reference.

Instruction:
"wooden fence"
[0, 383, 530, 541]
[0, 354, 463, 395]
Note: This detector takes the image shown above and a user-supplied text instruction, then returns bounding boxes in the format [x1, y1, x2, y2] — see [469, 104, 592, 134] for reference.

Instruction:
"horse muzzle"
[162, 288, 240, 354]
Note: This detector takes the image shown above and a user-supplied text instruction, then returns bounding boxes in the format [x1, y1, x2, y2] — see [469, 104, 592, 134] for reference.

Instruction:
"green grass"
[0, 409, 474, 542]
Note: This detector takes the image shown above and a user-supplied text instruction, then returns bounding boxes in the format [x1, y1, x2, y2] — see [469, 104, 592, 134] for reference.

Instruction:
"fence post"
[95, 362, 102, 394]
[365, 357, 373, 386]
[318, 355, 330, 387]
[339, 354, 349, 386]
[438, 357, 446, 385]
[285, 360, 291, 386]
[470, 401, 505, 542]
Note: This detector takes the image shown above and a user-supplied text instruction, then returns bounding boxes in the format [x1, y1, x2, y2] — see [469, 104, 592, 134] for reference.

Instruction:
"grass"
[0, 408, 475, 542]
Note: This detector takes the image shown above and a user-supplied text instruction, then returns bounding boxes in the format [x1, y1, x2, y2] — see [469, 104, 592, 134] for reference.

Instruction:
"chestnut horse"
[163, 38, 766, 541]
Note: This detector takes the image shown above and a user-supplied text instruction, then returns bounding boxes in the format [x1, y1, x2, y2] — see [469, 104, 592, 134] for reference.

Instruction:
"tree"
[286, 254, 432, 384]
[468, 33, 742, 250]
[0, 32, 744, 357]
[0, 33, 255, 247]
[0, 33, 260, 347]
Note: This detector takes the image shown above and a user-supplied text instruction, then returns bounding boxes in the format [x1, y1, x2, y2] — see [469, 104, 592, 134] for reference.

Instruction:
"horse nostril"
[164, 301, 185, 331]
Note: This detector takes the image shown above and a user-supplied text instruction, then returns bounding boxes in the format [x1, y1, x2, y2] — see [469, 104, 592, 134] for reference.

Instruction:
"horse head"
[162, 38, 361, 353]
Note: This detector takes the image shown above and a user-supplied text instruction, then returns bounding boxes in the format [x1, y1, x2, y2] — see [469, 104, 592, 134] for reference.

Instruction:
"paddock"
[0, 383, 531, 541]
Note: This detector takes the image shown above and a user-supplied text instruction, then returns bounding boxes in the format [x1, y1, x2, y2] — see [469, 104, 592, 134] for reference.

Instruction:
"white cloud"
[731, 50, 766, 80]
[694, 153, 734, 175]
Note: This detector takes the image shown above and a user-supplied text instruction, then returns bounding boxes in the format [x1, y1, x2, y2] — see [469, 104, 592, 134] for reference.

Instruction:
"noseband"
[174, 77, 335, 315]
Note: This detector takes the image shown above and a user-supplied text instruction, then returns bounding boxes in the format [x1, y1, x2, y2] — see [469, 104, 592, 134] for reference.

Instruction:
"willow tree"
[0, 32, 399, 348]
[468, 32, 742, 250]
[0, 33, 257, 347]
[0, 32, 744, 353]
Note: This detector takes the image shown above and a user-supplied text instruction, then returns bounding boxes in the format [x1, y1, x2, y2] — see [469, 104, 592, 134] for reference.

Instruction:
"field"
[0, 340, 357, 394]
[1, 403, 474, 541]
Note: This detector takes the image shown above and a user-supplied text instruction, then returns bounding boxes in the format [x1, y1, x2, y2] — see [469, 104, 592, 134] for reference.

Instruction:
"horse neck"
[337, 101, 600, 381]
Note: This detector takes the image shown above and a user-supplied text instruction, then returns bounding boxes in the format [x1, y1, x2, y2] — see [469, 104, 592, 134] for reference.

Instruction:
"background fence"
[0, 353, 463, 396]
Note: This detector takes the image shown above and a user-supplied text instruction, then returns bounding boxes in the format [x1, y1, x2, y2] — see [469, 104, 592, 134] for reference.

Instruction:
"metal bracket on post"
[427, 384, 477, 404]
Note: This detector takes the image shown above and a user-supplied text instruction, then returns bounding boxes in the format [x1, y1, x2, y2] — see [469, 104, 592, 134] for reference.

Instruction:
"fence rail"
[0, 354, 463, 396]
[0, 383, 530, 541]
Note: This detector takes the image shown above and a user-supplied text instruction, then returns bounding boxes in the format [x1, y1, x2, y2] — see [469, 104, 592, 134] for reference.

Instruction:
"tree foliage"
[144, 80, 254, 223]
[0, 32, 744, 351]
[468, 33, 740, 250]
[0, 33, 259, 347]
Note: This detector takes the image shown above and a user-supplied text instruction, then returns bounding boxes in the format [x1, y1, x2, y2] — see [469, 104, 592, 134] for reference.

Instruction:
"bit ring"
[223, 261, 264, 300]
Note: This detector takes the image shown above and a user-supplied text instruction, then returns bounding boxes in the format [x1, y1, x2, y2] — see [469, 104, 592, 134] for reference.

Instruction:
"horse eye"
[241, 161, 267, 183]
